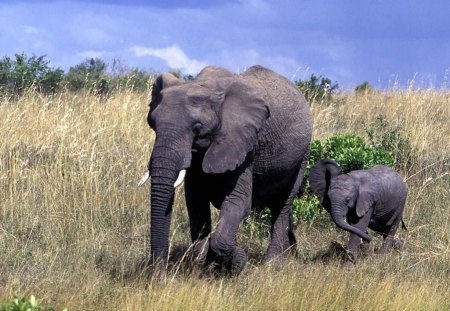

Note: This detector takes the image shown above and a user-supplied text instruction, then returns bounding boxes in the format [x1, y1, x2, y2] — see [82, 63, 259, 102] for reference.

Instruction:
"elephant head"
[308, 159, 372, 242]
[142, 67, 270, 263]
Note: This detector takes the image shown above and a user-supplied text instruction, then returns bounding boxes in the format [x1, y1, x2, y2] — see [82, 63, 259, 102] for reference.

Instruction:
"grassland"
[0, 87, 449, 310]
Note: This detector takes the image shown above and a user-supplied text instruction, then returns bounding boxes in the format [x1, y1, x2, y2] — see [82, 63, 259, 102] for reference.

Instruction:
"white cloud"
[215, 49, 301, 80]
[131, 45, 207, 74]
[21, 25, 40, 34]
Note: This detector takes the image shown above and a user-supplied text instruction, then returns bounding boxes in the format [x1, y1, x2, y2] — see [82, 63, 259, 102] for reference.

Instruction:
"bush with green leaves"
[0, 295, 65, 311]
[110, 68, 155, 92]
[354, 81, 373, 95]
[64, 58, 110, 95]
[0, 53, 64, 97]
[309, 133, 395, 174]
[296, 74, 339, 104]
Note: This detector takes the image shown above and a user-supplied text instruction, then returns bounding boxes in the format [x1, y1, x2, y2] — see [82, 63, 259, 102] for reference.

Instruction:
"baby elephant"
[308, 159, 407, 265]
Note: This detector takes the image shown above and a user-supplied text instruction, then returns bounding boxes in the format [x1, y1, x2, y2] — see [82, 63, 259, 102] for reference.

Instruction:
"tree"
[355, 81, 373, 95]
[296, 74, 339, 104]
[65, 58, 109, 94]
[0, 53, 64, 97]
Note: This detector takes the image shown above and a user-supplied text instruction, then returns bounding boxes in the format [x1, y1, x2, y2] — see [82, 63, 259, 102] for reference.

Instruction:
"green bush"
[0, 53, 64, 97]
[64, 58, 110, 95]
[355, 81, 373, 95]
[0, 295, 64, 311]
[309, 133, 395, 174]
[296, 74, 339, 104]
[110, 68, 155, 92]
[292, 194, 321, 223]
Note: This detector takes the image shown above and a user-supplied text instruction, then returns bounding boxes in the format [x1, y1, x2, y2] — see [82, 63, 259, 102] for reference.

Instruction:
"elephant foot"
[345, 250, 357, 265]
[393, 237, 405, 252]
[262, 241, 298, 266]
[343, 260, 355, 270]
[359, 242, 374, 255]
[192, 238, 210, 277]
[193, 238, 210, 265]
[230, 246, 247, 276]
[205, 237, 247, 277]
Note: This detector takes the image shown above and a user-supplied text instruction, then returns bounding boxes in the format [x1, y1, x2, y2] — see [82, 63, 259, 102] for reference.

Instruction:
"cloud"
[131, 45, 207, 74]
[214, 49, 301, 80]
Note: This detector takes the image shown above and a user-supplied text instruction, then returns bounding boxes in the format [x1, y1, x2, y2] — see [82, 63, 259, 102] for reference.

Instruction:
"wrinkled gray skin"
[308, 159, 407, 265]
[145, 65, 312, 275]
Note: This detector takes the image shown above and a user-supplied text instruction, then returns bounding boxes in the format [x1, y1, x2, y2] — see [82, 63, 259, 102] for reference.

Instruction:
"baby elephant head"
[308, 159, 372, 242]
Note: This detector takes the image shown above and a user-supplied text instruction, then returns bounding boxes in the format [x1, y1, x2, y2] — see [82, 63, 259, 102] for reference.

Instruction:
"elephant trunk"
[330, 204, 372, 242]
[148, 131, 192, 263]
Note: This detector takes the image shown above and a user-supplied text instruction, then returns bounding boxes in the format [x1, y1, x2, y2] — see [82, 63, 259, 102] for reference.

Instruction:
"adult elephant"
[140, 65, 312, 275]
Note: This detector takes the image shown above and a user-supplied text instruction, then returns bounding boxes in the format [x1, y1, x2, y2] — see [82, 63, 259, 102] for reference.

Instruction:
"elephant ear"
[308, 159, 342, 210]
[355, 184, 376, 218]
[147, 73, 184, 129]
[202, 80, 270, 174]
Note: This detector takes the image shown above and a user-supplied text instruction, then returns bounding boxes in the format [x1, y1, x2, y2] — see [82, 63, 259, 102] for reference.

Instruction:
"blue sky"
[1, 0, 449, 89]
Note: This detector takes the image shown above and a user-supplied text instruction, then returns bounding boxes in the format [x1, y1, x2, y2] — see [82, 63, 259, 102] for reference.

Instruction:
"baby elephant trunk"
[331, 206, 372, 242]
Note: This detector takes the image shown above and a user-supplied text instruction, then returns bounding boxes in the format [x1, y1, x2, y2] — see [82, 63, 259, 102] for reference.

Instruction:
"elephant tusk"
[174, 169, 186, 188]
[137, 170, 150, 187]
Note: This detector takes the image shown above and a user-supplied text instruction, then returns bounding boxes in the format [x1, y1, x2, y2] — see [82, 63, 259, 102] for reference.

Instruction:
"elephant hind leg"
[206, 166, 252, 276]
[378, 225, 400, 254]
[263, 155, 308, 264]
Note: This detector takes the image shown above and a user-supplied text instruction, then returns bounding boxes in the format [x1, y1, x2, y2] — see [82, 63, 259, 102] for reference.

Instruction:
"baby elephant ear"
[355, 188, 375, 218]
[308, 159, 341, 207]
[202, 80, 270, 174]
[147, 73, 184, 129]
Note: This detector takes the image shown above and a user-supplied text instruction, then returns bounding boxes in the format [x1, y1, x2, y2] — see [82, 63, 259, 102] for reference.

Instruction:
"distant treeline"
[0, 53, 373, 101]
[0, 53, 158, 98]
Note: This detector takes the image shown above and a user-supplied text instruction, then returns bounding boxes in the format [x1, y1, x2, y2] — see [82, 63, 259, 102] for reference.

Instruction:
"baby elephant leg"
[378, 225, 399, 254]
[360, 240, 374, 255]
[345, 213, 371, 267]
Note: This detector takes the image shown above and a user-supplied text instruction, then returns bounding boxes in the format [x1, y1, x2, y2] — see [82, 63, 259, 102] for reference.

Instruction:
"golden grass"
[0, 88, 449, 310]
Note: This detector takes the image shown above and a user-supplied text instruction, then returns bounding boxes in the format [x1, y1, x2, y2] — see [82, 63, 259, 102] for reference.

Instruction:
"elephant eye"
[192, 122, 203, 135]
[345, 196, 351, 203]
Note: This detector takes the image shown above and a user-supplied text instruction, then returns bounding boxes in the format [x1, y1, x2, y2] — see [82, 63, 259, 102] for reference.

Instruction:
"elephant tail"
[401, 219, 408, 231]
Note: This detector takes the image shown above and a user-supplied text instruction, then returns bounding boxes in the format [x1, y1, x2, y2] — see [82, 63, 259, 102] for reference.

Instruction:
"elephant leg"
[378, 225, 399, 254]
[346, 212, 371, 266]
[185, 170, 212, 268]
[263, 157, 307, 264]
[185, 182, 211, 242]
[208, 167, 252, 276]
[360, 240, 374, 255]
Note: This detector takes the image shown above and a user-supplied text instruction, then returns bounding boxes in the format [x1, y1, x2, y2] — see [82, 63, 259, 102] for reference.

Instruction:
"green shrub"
[64, 58, 110, 95]
[292, 194, 321, 223]
[110, 68, 155, 92]
[0, 53, 64, 97]
[0, 295, 64, 311]
[355, 81, 373, 95]
[296, 74, 339, 104]
[309, 133, 395, 174]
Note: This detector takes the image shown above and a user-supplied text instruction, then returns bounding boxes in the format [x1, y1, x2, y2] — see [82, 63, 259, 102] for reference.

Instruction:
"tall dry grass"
[0, 88, 449, 310]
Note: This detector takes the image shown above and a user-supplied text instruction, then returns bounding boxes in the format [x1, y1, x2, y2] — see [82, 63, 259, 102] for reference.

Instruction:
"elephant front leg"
[207, 168, 252, 276]
[185, 170, 212, 271]
[346, 213, 371, 267]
